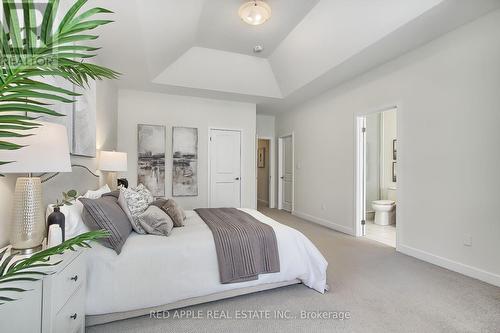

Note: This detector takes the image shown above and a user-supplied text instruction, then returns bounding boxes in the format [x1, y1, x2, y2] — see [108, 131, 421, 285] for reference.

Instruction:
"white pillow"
[83, 184, 111, 199]
[46, 199, 91, 240]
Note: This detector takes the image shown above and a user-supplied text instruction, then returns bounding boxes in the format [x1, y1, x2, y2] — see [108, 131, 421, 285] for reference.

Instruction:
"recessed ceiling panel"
[154, 47, 282, 98]
[196, 0, 319, 57]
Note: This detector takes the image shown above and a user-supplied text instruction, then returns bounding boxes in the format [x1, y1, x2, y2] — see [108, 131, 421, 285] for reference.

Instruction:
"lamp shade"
[99, 151, 128, 172]
[0, 121, 71, 174]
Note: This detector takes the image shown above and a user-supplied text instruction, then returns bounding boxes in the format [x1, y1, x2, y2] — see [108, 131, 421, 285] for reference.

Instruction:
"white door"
[210, 129, 241, 208]
[280, 136, 293, 212]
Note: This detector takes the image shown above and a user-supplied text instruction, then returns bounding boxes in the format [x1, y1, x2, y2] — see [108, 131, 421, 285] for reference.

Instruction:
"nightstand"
[0, 248, 86, 333]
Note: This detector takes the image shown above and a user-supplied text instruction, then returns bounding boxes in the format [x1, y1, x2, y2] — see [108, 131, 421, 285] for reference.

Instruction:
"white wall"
[0, 80, 118, 247]
[275, 10, 500, 286]
[256, 114, 275, 138]
[117, 89, 257, 210]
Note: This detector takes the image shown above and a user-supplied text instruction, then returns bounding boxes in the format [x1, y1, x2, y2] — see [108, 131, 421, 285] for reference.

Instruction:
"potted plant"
[47, 189, 79, 242]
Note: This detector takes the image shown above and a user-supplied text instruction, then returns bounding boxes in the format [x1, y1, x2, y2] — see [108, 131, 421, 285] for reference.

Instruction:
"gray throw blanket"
[195, 208, 280, 284]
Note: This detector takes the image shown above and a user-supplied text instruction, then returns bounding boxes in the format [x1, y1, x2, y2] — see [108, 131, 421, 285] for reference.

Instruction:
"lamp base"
[106, 172, 118, 191]
[10, 177, 45, 251]
[11, 244, 43, 255]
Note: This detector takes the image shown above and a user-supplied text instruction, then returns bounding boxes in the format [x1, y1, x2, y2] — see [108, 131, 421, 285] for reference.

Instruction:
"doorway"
[209, 128, 242, 208]
[278, 134, 294, 212]
[257, 138, 271, 209]
[356, 108, 397, 247]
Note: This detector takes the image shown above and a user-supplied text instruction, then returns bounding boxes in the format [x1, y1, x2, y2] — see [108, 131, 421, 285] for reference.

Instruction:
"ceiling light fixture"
[239, 1, 272, 26]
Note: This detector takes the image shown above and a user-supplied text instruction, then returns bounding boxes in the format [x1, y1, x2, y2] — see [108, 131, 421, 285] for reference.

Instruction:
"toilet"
[372, 200, 396, 226]
[372, 187, 397, 226]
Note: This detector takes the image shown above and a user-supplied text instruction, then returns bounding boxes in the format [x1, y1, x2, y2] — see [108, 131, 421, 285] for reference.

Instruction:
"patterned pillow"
[135, 183, 154, 203]
[118, 184, 154, 234]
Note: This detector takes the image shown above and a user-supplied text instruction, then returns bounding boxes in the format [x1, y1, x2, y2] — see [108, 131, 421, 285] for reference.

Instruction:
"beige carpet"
[88, 207, 500, 333]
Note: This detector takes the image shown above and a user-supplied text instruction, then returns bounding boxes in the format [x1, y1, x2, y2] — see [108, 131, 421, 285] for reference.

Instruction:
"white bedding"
[85, 209, 328, 315]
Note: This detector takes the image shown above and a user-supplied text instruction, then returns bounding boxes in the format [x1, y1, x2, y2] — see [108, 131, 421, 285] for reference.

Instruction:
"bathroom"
[365, 108, 397, 247]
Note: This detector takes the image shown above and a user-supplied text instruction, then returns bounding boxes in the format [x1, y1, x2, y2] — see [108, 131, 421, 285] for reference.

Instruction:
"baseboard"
[292, 211, 354, 236]
[398, 244, 500, 287]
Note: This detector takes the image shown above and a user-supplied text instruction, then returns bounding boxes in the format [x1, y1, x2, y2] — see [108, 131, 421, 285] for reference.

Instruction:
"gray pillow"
[152, 199, 185, 227]
[137, 206, 174, 236]
[79, 196, 132, 254]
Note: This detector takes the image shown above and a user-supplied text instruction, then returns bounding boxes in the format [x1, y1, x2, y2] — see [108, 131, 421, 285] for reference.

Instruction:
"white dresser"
[0, 249, 86, 333]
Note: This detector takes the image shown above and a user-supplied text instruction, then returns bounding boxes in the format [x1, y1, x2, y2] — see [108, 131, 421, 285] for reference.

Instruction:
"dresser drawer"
[54, 286, 85, 333]
[52, 252, 85, 313]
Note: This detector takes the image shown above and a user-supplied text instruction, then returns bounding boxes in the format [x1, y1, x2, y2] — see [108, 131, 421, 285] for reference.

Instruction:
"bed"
[85, 208, 328, 326]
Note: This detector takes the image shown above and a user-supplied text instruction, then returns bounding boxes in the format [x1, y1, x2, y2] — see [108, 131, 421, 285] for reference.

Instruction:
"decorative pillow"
[79, 196, 132, 254]
[135, 183, 154, 203]
[118, 184, 154, 234]
[83, 184, 111, 199]
[150, 199, 186, 221]
[159, 199, 185, 227]
[102, 190, 121, 201]
[137, 206, 174, 236]
[149, 199, 168, 211]
[46, 199, 90, 240]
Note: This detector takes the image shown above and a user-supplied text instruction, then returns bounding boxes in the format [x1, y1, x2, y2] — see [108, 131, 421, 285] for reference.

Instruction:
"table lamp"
[99, 151, 127, 190]
[0, 122, 71, 254]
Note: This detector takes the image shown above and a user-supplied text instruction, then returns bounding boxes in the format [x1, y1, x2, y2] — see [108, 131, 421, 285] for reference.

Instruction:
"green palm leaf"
[22, 0, 37, 54]
[0, 230, 109, 304]
[0, 287, 28, 292]
[0, 0, 119, 166]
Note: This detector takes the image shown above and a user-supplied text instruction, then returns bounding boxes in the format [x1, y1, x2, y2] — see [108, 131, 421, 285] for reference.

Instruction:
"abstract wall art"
[172, 127, 198, 197]
[138, 124, 166, 197]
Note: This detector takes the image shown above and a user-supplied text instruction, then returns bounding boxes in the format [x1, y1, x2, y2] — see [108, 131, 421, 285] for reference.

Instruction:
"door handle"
[280, 176, 284, 179]
[235, 177, 240, 181]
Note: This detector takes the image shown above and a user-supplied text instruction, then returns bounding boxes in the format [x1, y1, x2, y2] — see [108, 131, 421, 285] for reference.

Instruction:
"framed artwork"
[72, 81, 97, 157]
[34, 78, 97, 157]
[137, 124, 166, 197]
[258, 147, 266, 168]
[393, 139, 397, 160]
[392, 162, 397, 183]
[172, 127, 198, 197]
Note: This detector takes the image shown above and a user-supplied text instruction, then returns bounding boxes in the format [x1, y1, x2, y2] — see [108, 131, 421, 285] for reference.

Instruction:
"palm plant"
[0, 0, 119, 164]
[0, 230, 109, 304]
[0, 0, 118, 303]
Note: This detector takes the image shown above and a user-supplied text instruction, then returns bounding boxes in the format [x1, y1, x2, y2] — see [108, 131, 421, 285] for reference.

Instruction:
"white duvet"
[85, 209, 328, 315]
